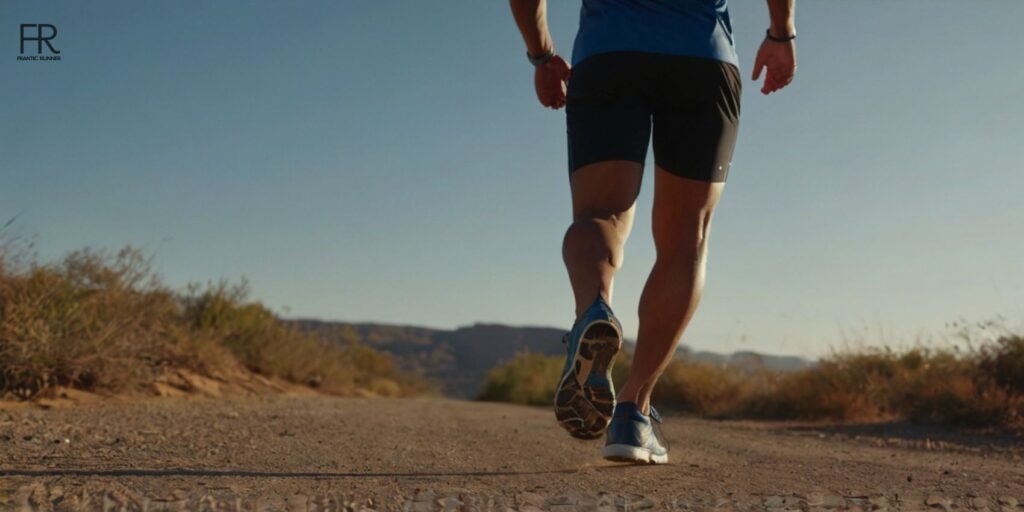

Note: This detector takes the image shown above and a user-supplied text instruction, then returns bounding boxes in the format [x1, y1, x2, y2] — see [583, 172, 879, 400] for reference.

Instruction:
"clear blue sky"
[3, 1, 1022, 358]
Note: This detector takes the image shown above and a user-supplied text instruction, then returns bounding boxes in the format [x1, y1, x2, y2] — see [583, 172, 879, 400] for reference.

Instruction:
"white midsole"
[603, 444, 669, 464]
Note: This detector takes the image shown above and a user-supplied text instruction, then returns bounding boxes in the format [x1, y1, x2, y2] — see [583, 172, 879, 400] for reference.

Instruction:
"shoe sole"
[602, 444, 669, 465]
[554, 320, 621, 440]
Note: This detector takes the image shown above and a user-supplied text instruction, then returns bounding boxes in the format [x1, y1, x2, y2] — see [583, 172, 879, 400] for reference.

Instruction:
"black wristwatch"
[527, 49, 555, 66]
[765, 28, 796, 43]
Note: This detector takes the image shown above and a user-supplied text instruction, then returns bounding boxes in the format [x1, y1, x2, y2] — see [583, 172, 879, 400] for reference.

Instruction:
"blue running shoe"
[602, 402, 669, 464]
[554, 294, 623, 440]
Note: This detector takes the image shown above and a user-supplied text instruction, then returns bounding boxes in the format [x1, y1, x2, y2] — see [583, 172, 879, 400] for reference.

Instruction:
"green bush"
[478, 351, 563, 406]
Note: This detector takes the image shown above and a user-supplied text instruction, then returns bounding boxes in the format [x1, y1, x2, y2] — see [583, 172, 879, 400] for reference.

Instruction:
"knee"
[653, 209, 715, 263]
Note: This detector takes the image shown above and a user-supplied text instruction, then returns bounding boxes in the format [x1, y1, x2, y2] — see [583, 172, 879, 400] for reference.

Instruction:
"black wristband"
[765, 28, 796, 43]
[527, 49, 554, 66]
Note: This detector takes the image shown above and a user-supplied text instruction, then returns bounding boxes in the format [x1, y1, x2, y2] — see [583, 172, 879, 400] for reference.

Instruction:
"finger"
[553, 91, 566, 109]
[770, 67, 788, 90]
[752, 53, 765, 81]
[771, 68, 793, 91]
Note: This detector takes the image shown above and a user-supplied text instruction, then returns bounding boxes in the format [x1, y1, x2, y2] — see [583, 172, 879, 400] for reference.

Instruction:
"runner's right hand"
[535, 55, 571, 109]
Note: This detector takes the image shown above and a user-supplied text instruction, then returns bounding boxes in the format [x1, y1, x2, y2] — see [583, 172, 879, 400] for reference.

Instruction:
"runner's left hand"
[752, 37, 796, 95]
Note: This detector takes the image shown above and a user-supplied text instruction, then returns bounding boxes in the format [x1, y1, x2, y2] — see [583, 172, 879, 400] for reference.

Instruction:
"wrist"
[766, 27, 796, 43]
[527, 48, 555, 66]
[525, 36, 554, 60]
[768, 23, 796, 40]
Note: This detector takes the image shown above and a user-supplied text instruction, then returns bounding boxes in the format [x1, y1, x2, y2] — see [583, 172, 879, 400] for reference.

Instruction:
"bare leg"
[562, 160, 643, 319]
[617, 168, 724, 412]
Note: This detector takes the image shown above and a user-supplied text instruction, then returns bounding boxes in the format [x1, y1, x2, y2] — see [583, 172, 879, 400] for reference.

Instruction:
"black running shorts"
[566, 52, 742, 182]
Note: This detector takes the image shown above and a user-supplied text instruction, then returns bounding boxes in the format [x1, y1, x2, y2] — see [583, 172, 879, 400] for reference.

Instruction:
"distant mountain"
[292, 320, 564, 397]
[292, 320, 815, 398]
[680, 348, 813, 374]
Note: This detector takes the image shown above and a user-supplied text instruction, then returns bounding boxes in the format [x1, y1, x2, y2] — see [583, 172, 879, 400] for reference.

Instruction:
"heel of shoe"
[602, 444, 650, 463]
[602, 444, 668, 465]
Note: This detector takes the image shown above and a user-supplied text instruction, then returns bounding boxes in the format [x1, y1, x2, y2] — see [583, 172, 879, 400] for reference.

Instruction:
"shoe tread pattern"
[554, 322, 620, 440]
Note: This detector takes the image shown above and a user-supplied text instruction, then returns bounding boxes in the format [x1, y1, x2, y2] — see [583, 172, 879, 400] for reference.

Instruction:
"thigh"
[566, 52, 653, 177]
[651, 56, 742, 183]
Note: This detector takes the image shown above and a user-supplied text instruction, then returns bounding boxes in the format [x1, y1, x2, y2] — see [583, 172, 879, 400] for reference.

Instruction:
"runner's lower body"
[555, 51, 742, 461]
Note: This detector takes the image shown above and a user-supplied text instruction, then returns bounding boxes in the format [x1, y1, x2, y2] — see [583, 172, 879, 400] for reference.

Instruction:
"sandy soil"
[1, 395, 1023, 511]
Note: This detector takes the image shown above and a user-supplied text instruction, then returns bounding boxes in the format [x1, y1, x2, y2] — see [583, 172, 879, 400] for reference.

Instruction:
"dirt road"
[2, 395, 1023, 510]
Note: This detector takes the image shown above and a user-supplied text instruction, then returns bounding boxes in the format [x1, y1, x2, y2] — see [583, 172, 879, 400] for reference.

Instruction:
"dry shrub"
[180, 281, 420, 397]
[978, 336, 1024, 394]
[0, 248, 191, 397]
[729, 342, 1024, 430]
[653, 362, 750, 416]
[478, 337, 1024, 432]
[0, 243, 422, 399]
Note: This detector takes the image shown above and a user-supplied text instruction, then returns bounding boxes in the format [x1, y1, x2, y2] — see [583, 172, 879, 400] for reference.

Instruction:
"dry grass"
[479, 337, 1024, 432]
[738, 342, 1024, 430]
[0, 242, 424, 400]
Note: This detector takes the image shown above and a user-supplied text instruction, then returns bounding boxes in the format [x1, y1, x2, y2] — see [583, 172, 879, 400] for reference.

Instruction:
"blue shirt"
[571, 0, 739, 68]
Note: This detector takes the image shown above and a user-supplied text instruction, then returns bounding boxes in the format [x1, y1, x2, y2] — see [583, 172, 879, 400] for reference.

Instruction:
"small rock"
[925, 495, 951, 508]
[997, 496, 1018, 507]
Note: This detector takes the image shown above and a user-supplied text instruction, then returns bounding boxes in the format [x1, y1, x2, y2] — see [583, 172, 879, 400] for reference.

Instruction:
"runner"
[509, 0, 797, 464]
